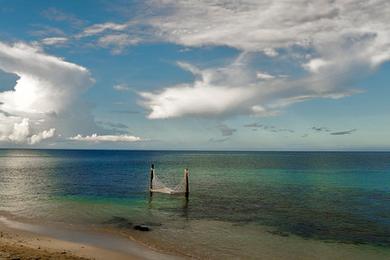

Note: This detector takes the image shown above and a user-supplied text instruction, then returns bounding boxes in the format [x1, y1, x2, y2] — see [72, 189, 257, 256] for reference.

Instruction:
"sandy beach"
[0, 215, 179, 260]
[2, 214, 390, 260]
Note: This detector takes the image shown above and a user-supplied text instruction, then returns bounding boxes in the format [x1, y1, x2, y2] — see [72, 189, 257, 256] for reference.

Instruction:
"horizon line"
[0, 148, 389, 152]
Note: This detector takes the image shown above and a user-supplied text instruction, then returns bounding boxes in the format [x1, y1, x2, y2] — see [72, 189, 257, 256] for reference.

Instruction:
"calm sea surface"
[0, 149, 390, 257]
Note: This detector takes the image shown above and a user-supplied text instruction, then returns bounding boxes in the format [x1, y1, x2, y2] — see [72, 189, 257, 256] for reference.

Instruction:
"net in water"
[150, 170, 187, 194]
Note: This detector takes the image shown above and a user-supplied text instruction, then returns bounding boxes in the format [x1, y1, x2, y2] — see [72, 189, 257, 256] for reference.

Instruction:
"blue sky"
[0, 0, 389, 150]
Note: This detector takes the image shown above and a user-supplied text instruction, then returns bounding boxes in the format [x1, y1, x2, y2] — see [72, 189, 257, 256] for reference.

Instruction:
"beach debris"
[133, 224, 151, 231]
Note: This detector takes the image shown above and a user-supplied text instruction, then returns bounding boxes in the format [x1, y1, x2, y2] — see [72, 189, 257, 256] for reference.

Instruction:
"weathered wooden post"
[150, 164, 154, 195]
[185, 168, 189, 199]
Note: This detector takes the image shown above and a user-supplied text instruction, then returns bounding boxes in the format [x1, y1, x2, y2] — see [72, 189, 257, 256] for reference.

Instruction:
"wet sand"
[1, 214, 390, 260]
[0, 216, 180, 260]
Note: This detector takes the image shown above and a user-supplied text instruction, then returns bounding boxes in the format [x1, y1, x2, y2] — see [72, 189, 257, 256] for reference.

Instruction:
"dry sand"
[0, 225, 138, 260]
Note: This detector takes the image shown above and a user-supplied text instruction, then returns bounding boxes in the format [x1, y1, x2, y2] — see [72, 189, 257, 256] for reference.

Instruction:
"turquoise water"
[0, 149, 390, 257]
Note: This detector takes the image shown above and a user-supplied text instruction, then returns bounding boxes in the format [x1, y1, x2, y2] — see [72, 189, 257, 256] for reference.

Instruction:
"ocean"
[0, 149, 390, 258]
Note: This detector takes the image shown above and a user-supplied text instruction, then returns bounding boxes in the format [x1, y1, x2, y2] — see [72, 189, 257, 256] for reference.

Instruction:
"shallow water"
[0, 149, 390, 257]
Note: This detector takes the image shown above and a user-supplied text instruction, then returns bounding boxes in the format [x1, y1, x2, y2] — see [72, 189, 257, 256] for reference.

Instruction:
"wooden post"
[150, 164, 154, 195]
[185, 168, 189, 198]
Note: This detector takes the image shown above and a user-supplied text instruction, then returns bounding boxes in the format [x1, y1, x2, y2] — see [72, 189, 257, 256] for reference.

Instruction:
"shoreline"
[0, 215, 182, 260]
[1, 213, 390, 259]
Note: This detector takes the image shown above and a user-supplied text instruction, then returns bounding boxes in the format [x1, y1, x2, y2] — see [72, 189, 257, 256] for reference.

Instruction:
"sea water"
[0, 149, 389, 258]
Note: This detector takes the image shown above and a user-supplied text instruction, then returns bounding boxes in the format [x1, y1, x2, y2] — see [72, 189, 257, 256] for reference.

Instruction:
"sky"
[0, 0, 389, 150]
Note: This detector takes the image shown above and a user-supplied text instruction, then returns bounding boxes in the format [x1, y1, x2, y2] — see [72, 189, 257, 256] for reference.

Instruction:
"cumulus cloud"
[29, 128, 56, 144]
[0, 116, 56, 144]
[6, 118, 30, 143]
[0, 42, 93, 115]
[0, 41, 96, 145]
[69, 133, 141, 142]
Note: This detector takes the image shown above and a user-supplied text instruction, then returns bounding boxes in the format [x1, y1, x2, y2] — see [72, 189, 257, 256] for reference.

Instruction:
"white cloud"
[80, 22, 130, 37]
[113, 84, 131, 91]
[41, 37, 68, 46]
[134, 0, 390, 119]
[7, 118, 30, 143]
[0, 116, 56, 145]
[30, 128, 56, 144]
[146, 0, 390, 68]
[69, 1, 389, 120]
[263, 48, 278, 57]
[0, 41, 97, 145]
[98, 34, 140, 54]
[303, 58, 330, 73]
[139, 56, 255, 118]
[256, 71, 275, 80]
[138, 61, 239, 118]
[0, 42, 93, 115]
[139, 53, 359, 119]
[78, 1, 389, 70]
[139, 78, 256, 119]
[69, 133, 141, 142]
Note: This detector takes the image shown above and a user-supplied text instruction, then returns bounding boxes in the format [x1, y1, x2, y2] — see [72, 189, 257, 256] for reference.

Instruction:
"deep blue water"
[0, 149, 390, 249]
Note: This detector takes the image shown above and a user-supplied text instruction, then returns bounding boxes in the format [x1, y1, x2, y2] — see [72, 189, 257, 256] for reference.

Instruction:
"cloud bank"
[0, 116, 56, 144]
[132, 0, 390, 119]
[139, 54, 357, 119]
[69, 133, 141, 142]
[147, 0, 389, 66]
[0, 41, 95, 145]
